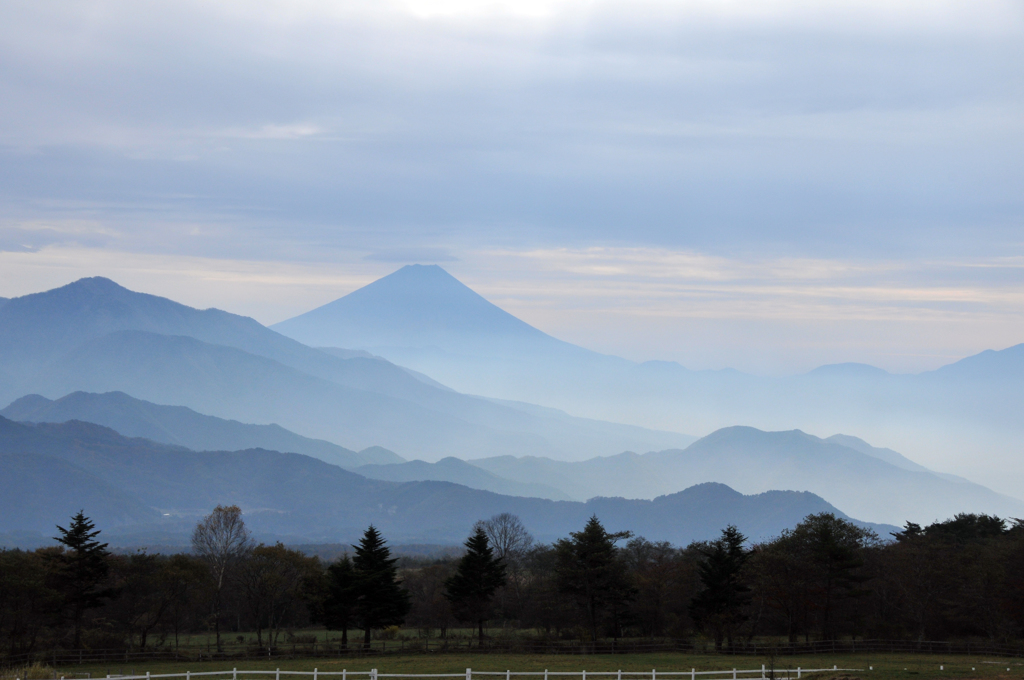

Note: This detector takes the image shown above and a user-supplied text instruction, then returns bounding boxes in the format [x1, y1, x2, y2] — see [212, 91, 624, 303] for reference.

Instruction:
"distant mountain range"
[354, 457, 571, 501]
[0, 415, 894, 546]
[3, 389, 1016, 525]
[0, 391, 403, 468]
[0, 277, 693, 460]
[3, 271, 1021, 537]
[271, 265, 1024, 497]
[470, 427, 1024, 525]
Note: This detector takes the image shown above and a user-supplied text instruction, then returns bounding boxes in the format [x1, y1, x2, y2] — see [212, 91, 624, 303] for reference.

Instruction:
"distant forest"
[2, 507, 1023, 661]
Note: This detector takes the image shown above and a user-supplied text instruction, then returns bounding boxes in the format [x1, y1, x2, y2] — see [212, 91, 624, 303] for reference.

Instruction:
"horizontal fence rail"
[23, 667, 865, 680]
[4, 639, 1024, 669]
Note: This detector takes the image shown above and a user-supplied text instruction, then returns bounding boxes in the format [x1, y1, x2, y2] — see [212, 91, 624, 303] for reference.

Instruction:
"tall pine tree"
[445, 527, 507, 643]
[352, 526, 410, 647]
[52, 511, 113, 649]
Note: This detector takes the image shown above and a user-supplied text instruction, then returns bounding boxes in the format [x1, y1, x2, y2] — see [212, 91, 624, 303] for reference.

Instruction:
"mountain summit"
[273, 265, 586, 358]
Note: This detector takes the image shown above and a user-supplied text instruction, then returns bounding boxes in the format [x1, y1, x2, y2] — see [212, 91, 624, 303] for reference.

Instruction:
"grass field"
[14, 653, 1023, 680]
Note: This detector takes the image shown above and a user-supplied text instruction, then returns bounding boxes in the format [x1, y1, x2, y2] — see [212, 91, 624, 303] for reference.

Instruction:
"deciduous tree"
[191, 505, 253, 651]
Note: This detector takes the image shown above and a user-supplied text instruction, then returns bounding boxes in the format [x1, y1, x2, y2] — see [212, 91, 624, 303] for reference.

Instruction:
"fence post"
[187, 671, 191, 680]
[653, 669, 656, 680]
[276, 670, 280, 680]
[467, 669, 471, 680]
[315, 670, 318, 680]
[762, 666, 765, 680]
[733, 670, 737, 680]
[692, 670, 695, 680]
[797, 670, 800, 679]
[234, 670, 237, 680]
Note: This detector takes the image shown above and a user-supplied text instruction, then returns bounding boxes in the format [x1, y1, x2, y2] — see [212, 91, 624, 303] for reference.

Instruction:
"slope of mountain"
[274, 265, 590, 358]
[0, 278, 693, 460]
[0, 416, 891, 545]
[0, 452, 159, 533]
[271, 265, 1024, 498]
[0, 391, 403, 468]
[471, 427, 1024, 526]
[824, 434, 929, 473]
[355, 457, 571, 501]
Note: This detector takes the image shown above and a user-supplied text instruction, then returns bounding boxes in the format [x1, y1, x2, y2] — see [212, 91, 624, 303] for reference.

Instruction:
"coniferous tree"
[554, 515, 634, 642]
[445, 527, 507, 643]
[352, 526, 410, 647]
[52, 511, 113, 649]
[689, 525, 750, 650]
[322, 555, 359, 648]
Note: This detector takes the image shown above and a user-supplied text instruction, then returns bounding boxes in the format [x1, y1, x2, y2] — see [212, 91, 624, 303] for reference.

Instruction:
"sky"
[1, 0, 1022, 374]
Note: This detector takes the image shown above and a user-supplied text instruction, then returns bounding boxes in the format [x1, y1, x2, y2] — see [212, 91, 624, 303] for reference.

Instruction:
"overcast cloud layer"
[1, 0, 1022, 373]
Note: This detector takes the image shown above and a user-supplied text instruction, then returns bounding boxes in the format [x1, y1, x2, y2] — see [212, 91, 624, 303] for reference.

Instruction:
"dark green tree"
[51, 511, 113, 649]
[352, 526, 410, 647]
[445, 527, 507, 643]
[321, 555, 359, 648]
[689, 525, 750, 650]
[554, 515, 634, 642]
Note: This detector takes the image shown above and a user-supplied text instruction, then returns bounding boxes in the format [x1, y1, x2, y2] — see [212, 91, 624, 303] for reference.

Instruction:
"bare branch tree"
[475, 513, 534, 564]
[474, 513, 534, 621]
[191, 505, 253, 652]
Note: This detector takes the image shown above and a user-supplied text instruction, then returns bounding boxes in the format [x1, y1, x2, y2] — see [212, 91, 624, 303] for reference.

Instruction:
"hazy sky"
[1, 0, 1022, 374]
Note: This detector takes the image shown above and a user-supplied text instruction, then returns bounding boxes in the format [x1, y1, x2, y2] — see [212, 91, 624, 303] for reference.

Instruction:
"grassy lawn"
[23, 653, 1023, 680]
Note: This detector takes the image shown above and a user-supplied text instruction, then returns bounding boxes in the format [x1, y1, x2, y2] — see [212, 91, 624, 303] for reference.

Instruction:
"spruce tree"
[445, 527, 507, 643]
[52, 511, 113, 649]
[352, 526, 410, 647]
[322, 555, 359, 648]
[554, 515, 634, 642]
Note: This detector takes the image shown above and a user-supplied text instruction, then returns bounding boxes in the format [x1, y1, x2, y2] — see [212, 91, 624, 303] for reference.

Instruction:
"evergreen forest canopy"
[2, 507, 1024, 663]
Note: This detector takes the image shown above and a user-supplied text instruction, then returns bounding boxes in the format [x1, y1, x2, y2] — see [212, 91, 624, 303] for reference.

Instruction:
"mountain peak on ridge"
[272, 264, 563, 352]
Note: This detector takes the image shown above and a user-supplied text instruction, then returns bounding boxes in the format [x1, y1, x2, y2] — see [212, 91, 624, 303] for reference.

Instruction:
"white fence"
[50, 666, 864, 680]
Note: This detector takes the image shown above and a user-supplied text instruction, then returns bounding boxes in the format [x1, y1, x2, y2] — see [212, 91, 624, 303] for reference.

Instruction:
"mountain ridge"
[0, 278, 694, 460]
[0, 416, 889, 545]
[0, 391, 404, 468]
[269, 265, 1024, 498]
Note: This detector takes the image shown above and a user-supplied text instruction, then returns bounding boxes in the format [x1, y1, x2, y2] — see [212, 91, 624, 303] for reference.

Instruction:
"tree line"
[2, 507, 1023, 659]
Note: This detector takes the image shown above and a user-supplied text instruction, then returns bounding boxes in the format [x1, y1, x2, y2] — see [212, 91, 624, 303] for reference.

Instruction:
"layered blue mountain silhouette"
[0, 277, 693, 460]
[0, 415, 894, 545]
[468, 427, 1024, 525]
[1, 391, 404, 468]
[273, 265, 1024, 498]
[2, 271, 1022, 539]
